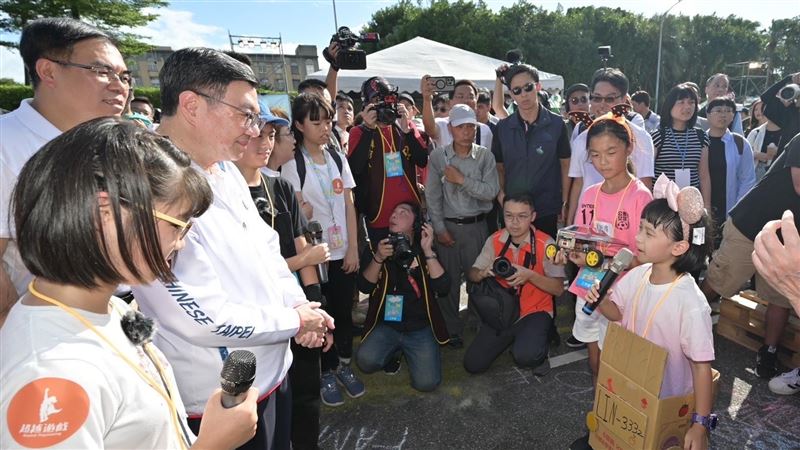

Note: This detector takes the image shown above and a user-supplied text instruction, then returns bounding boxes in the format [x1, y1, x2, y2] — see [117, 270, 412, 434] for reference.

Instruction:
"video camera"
[331, 26, 380, 70]
[495, 49, 523, 84]
[778, 84, 800, 104]
[374, 93, 399, 124]
[386, 232, 415, 269]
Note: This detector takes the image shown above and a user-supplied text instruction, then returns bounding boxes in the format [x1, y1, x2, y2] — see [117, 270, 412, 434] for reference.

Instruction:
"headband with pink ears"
[652, 174, 706, 245]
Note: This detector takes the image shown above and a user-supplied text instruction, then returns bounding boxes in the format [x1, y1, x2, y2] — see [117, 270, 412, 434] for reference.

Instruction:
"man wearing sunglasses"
[563, 83, 590, 137]
[0, 18, 130, 322]
[131, 48, 333, 450]
[492, 64, 571, 240]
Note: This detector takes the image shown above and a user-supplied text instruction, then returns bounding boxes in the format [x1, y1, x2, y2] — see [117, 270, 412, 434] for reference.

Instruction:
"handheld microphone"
[582, 248, 635, 315]
[306, 221, 329, 284]
[220, 350, 256, 408]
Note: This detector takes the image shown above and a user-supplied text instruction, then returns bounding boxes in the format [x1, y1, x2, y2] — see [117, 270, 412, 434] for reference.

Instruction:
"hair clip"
[653, 174, 705, 243]
[568, 111, 593, 128]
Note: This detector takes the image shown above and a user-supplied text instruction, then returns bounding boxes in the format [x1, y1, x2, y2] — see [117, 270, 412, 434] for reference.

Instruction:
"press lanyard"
[301, 145, 338, 224]
[628, 268, 685, 339]
[260, 174, 275, 229]
[667, 128, 690, 169]
[591, 177, 633, 237]
[379, 126, 396, 153]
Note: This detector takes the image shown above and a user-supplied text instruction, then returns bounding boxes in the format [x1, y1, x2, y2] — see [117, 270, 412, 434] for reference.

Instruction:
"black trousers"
[463, 311, 551, 374]
[288, 342, 321, 450]
[321, 259, 356, 372]
[188, 378, 291, 450]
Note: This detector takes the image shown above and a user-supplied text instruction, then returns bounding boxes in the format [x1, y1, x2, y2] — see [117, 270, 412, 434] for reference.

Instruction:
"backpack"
[732, 133, 744, 155]
[294, 145, 344, 189]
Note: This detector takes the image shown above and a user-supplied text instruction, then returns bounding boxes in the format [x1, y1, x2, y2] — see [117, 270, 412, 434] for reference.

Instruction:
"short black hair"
[222, 51, 253, 68]
[503, 192, 535, 211]
[13, 117, 212, 288]
[477, 91, 491, 105]
[159, 48, 258, 116]
[591, 68, 629, 96]
[659, 83, 699, 129]
[131, 96, 154, 109]
[433, 94, 449, 108]
[641, 199, 713, 274]
[335, 93, 354, 107]
[505, 64, 540, 87]
[450, 79, 479, 100]
[291, 93, 334, 145]
[706, 97, 736, 113]
[20, 18, 112, 88]
[631, 90, 651, 106]
[586, 118, 633, 150]
[298, 78, 327, 93]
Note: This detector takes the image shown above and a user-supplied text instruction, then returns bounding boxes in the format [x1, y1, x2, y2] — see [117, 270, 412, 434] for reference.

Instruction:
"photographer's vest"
[491, 228, 553, 317]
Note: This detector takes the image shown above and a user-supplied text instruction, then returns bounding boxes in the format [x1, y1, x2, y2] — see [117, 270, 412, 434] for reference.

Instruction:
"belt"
[445, 213, 486, 225]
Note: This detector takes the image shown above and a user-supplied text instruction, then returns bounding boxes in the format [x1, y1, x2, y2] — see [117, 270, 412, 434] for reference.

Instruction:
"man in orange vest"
[464, 193, 565, 375]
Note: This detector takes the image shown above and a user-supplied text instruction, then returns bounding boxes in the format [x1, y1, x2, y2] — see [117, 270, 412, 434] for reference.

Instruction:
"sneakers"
[532, 357, 551, 377]
[755, 345, 778, 379]
[336, 364, 366, 398]
[383, 355, 402, 375]
[320, 371, 344, 406]
[569, 433, 592, 450]
[768, 368, 800, 395]
[566, 335, 587, 350]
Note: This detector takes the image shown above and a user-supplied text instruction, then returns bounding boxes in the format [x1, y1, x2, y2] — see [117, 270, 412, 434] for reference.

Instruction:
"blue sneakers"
[336, 364, 366, 398]
[320, 370, 344, 407]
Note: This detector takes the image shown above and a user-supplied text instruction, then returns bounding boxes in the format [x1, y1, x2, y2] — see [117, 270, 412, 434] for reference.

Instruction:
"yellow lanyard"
[628, 268, 685, 339]
[28, 281, 190, 450]
[379, 126, 396, 153]
[260, 173, 275, 229]
[591, 176, 634, 236]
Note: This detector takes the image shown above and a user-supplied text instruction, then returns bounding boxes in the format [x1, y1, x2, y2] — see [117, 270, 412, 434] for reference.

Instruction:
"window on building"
[305, 59, 315, 75]
[148, 60, 159, 73]
[290, 63, 299, 75]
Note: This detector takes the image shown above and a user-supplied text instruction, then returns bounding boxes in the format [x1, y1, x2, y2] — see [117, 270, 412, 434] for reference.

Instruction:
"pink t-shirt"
[610, 264, 715, 398]
[574, 178, 653, 256]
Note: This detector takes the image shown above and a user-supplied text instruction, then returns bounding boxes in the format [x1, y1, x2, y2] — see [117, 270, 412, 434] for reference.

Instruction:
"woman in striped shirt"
[651, 84, 711, 204]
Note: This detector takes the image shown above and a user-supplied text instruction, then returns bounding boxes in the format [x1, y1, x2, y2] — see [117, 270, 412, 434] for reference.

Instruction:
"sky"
[1, 0, 797, 82]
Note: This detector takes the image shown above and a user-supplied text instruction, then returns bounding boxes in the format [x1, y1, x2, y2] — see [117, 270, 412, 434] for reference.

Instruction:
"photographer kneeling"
[464, 194, 565, 375]
[355, 203, 450, 392]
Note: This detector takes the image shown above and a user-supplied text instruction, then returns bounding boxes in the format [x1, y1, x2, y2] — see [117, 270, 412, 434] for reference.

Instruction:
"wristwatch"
[424, 253, 438, 260]
[690, 413, 718, 431]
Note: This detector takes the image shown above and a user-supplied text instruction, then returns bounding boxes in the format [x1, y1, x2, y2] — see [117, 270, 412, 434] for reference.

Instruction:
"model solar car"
[544, 225, 628, 268]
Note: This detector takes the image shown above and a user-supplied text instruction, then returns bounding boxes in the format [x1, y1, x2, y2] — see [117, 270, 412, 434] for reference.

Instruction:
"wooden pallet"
[716, 292, 800, 368]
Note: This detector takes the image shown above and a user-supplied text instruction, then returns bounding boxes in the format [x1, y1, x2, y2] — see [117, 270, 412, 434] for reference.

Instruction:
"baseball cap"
[398, 92, 415, 107]
[449, 104, 477, 127]
[258, 99, 289, 127]
[361, 76, 392, 103]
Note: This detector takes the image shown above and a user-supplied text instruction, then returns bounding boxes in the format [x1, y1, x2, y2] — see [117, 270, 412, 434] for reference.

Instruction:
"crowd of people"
[0, 16, 799, 450]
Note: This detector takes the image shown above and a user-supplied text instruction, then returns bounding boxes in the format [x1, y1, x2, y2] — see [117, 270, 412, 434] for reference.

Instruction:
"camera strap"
[499, 228, 535, 270]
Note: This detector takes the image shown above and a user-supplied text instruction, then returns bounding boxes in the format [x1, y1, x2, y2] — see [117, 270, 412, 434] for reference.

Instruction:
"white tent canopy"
[308, 36, 564, 94]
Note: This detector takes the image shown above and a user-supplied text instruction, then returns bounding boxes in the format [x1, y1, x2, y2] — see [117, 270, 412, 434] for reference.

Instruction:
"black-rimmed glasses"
[191, 91, 265, 131]
[47, 58, 134, 87]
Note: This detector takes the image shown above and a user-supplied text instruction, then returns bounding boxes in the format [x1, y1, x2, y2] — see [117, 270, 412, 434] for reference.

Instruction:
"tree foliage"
[361, 1, 798, 106]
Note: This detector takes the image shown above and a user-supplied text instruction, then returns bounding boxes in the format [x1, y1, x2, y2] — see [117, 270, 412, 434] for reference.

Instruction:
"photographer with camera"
[347, 76, 429, 243]
[355, 203, 450, 392]
[464, 194, 565, 375]
[425, 105, 499, 348]
[758, 72, 800, 160]
[421, 76, 493, 149]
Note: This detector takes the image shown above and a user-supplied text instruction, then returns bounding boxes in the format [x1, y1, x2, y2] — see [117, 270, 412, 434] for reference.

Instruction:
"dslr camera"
[778, 84, 800, 104]
[373, 92, 399, 124]
[386, 232, 415, 269]
[492, 256, 517, 279]
[331, 26, 380, 70]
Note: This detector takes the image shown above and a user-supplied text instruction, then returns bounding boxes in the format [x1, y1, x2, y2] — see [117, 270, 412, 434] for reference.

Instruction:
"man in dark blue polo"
[492, 64, 571, 239]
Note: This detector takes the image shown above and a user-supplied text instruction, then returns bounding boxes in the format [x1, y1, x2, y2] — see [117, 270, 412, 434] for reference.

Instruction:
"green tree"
[765, 17, 800, 80]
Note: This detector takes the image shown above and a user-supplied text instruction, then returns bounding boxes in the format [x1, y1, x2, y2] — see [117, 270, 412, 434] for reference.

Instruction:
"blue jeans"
[356, 323, 442, 392]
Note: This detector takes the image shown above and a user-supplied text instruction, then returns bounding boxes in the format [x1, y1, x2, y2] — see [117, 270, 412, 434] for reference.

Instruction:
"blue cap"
[258, 99, 289, 127]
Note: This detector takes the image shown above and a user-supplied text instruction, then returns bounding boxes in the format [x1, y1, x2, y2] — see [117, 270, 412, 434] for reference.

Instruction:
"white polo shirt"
[434, 117, 493, 150]
[0, 99, 62, 296]
[133, 161, 307, 415]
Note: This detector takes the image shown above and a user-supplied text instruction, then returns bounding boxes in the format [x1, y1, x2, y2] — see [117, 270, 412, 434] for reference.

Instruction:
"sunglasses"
[510, 82, 536, 96]
[590, 94, 622, 104]
[570, 96, 589, 104]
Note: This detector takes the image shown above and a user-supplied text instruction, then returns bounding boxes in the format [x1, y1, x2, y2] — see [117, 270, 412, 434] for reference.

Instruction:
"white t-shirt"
[133, 161, 306, 414]
[281, 150, 356, 261]
[568, 118, 655, 198]
[434, 117, 493, 150]
[0, 99, 61, 296]
[1, 298, 192, 449]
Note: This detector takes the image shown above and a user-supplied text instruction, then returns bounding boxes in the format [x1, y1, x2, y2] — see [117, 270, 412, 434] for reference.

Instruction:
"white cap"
[448, 104, 477, 127]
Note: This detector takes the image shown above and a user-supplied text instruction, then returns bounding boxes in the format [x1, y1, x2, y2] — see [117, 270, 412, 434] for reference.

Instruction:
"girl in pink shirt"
[586, 175, 716, 450]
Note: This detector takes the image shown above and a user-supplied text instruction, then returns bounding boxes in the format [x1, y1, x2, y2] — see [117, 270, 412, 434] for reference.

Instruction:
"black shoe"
[548, 329, 561, 348]
[566, 335, 587, 349]
[383, 355, 401, 375]
[569, 433, 592, 450]
[532, 357, 551, 377]
[755, 345, 778, 379]
[448, 335, 464, 349]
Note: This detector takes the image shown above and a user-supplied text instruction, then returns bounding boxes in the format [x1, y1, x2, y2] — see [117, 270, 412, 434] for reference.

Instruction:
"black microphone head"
[220, 350, 256, 396]
[307, 220, 323, 233]
[609, 248, 635, 274]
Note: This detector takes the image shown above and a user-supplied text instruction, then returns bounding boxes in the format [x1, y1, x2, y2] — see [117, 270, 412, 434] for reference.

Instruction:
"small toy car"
[545, 225, 628, 268]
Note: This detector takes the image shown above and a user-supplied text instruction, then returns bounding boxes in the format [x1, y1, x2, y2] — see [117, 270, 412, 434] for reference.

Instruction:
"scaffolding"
[725, 61, 770, 104]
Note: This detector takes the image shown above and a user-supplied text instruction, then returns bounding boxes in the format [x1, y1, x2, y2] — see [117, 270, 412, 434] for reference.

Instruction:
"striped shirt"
[651, 127, 709, 188]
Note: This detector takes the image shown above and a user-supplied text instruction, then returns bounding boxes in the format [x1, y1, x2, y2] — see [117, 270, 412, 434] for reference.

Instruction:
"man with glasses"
[433, 94, 451, 119]
[566, 68, 655, 225]
[131, 48, 333, 450]
[631, 90, 660, 133]
[422, 76, 493, 150]
[0, 18, 131, 321]
[563, 83, 590, 137]
[698, 73, 744, 135]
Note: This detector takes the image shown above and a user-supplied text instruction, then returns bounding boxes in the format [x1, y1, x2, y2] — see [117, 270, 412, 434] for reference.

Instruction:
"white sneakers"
[768, 367, 800, 395]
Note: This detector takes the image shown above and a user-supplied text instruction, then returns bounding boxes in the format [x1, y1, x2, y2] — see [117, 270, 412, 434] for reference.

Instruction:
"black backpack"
[294, 145, 344, 189]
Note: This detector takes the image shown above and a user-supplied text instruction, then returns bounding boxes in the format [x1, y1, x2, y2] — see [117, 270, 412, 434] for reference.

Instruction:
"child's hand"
[683, 424, 708, 450]
[554, 249, 584, 266]
[584, 280, 610, 304]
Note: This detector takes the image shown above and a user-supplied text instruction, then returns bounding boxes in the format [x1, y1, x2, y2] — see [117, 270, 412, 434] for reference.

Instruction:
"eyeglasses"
[47, 58, 134, 87]
[510, 82, 536, 96]
[590, 94, 622, 104]
[154, 210, 193, 262]
[192, 91, 265, 131]
[709, 108, 734, 115]
[570, 96, 589, 104]
[503, 212, 532, 223]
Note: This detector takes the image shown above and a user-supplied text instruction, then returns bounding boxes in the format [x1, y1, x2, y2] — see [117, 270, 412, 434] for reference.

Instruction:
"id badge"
[384, 152, 403, 177]
[675, 168, 691, 189]
[384, 295, 403, 322]
[595, 221, 613, 236]
[327, 224, 344, 250]
[569, 265, 605, 298]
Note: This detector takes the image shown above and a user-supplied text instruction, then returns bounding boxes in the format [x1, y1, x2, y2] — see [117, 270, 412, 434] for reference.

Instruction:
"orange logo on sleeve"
[7, 378, 89, 448]
[332, 178, 344, 195]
